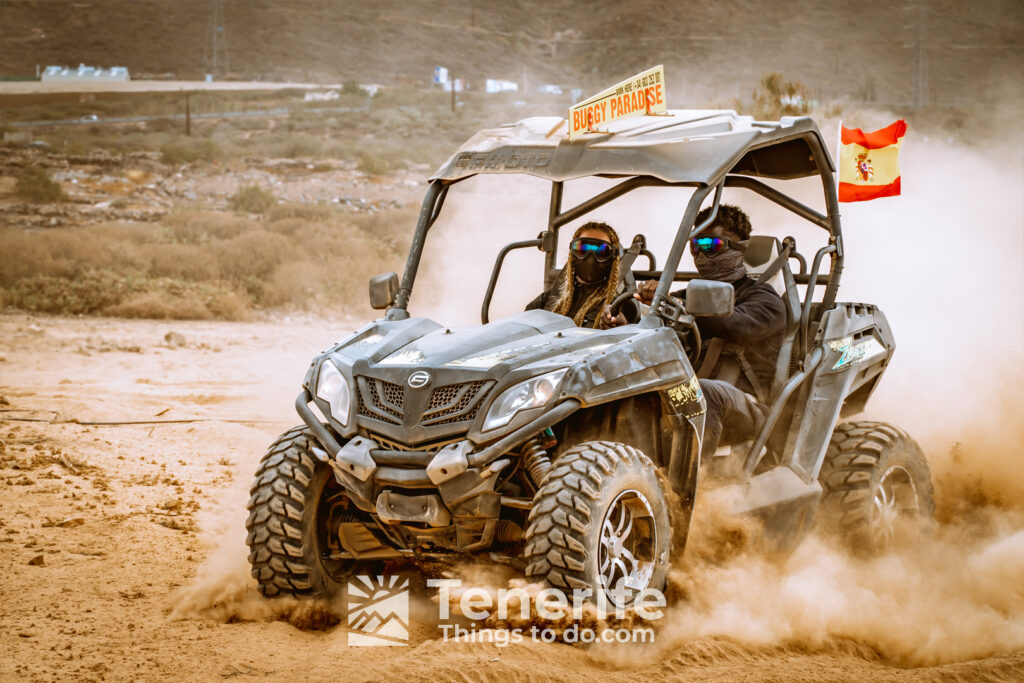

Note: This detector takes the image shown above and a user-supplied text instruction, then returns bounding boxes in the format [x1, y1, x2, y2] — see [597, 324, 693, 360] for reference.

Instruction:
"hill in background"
[2, 0, 1022, 110]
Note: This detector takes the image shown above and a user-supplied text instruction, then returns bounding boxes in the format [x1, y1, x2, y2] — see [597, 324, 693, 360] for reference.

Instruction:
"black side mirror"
[686, 279, 734, 317]
[369, 272, 399, 310]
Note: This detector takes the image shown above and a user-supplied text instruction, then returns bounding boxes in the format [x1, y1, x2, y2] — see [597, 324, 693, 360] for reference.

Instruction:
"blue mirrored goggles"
[570, 238, 614, 261]
[690, 236, 740, 257]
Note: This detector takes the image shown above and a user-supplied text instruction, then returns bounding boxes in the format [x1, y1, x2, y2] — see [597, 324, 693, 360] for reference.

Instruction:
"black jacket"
[673, 276, 786, 395]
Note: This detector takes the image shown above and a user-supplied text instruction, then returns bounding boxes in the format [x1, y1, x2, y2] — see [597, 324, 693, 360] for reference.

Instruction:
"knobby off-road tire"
[818, 421, 935, 554]
[523, 440, 671, 606]
[245, 426, 359, 598]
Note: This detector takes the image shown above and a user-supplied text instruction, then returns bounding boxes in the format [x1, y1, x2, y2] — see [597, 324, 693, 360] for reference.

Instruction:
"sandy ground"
[1, 312, 1022, 682]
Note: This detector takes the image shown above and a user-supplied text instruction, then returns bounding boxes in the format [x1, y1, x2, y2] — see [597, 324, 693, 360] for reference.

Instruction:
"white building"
[41, 64, 130, 82]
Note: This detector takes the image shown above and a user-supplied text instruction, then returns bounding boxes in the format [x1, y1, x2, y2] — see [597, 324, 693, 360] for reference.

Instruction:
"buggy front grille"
[356, 377, 404, 425]
[422, 380, 492, 426]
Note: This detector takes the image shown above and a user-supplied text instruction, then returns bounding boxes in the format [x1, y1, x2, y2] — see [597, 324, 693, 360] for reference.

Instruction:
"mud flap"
[722, 466, 822, 552]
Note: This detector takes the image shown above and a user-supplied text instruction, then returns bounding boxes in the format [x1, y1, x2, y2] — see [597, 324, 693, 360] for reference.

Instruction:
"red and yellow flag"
[837, 120, 906, 202]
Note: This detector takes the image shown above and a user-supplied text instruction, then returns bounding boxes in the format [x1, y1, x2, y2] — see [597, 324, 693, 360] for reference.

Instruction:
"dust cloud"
[172, 113, 1023, 667]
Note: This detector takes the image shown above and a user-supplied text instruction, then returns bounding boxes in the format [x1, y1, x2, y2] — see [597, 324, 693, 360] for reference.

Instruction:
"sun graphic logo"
[347, 575, 410, 647]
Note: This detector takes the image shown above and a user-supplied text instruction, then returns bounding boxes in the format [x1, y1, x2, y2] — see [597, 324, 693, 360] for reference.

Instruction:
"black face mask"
[572, 252, 613, 285]
[694, 249, 746, 282]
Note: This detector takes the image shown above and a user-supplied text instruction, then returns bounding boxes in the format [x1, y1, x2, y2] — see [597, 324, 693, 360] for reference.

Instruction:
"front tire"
[523, 441, 671, 607]
[818, 421, 935, 554]
[245, 426, 361, 598]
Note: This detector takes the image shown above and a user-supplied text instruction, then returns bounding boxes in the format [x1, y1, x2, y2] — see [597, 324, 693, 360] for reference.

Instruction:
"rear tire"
[523, 440, 671, 607]
[818, 421, 935, 554]
[245, 426, 361, 598]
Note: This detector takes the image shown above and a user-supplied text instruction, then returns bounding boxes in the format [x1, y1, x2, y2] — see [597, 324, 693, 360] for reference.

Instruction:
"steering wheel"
[608, 287, 638, 318]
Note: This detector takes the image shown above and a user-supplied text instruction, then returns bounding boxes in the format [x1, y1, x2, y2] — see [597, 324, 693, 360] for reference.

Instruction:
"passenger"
[527, 221, 640, 329]
[636, 205, 786, 459]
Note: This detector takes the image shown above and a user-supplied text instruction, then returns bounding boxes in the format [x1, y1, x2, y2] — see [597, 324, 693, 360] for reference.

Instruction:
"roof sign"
[567, 65, 666, 141]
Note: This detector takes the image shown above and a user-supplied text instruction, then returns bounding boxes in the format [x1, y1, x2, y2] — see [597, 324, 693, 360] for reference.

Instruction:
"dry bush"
[266, 202, 332, 223]
[144, 243, 220, 281]
[741, 73, 811, 120]
[105, 291, 213, 320]
[15, 166, 64, 202]
[7, 271, 137, 314]
[160, 138, 221, 165]
[163, 212, 256, 243]
[0, 206, 413, 319]
[229, 185, 276, 214]
[210, 229, 292, 281]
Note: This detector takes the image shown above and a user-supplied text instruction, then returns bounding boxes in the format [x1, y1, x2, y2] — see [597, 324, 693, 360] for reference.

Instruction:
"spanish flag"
[837, 120, 906, 202]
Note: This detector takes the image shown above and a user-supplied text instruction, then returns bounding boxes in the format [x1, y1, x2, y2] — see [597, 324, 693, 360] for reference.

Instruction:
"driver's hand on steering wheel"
[598, 306, 628, 329]
[634, 280, 658, 305]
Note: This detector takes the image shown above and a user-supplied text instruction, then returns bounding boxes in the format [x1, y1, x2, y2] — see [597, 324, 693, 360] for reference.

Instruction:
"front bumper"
[295, 389, 579, 552]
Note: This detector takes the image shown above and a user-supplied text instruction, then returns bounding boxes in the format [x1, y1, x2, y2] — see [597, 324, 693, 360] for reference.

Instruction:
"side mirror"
[686, 279, 734, 317]
[369, 272, 399, 310]
[743, 235, 777, 267]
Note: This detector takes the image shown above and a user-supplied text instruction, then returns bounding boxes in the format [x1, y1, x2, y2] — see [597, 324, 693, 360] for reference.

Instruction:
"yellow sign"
[568, 65, 667, 141]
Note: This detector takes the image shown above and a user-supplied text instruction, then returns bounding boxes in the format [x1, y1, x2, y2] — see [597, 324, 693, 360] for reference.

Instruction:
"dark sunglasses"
[570, 238, 614, 261]
[690, 236, 743, 257]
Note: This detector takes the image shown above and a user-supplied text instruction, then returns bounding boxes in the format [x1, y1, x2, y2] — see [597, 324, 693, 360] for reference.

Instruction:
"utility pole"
[451, 77, 456, 112]
[915, 0, 927, 109]
[185, 93, 191, 135]
[209, 0, 229, 77]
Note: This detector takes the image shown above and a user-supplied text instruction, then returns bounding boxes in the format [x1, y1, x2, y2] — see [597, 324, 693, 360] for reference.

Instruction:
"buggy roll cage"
[387, 121, 843, 363]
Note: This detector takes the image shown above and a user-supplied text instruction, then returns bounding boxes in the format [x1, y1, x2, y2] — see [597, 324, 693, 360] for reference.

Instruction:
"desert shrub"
[280, 134, 321, 159]
[229, 185, 276, 214]
[357, 150, 401, 175]
[144, 243, 220, 281]
[1, 206, 413, 319]
[341, 80, 368, 97]
[147, 117, 180, 133]
[15, 166, 64, 202]
[104, 291, 212, 320]
[743, 73, 811, 120]
[266, 203, 332, 223]
[160, 138, 221, 164]
[163, 212, 255, 243]
[210, 229, 292, 281]
[8, 270, 137, 314]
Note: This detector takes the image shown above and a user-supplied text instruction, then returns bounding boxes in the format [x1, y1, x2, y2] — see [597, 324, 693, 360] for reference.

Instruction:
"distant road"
[8, 104, 369, 128]
[0, 80, 341, 95]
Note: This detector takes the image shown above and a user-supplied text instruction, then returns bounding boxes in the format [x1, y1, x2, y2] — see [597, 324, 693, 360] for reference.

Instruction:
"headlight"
[315, 360, 351, 427]
[482, 369, 566, 432]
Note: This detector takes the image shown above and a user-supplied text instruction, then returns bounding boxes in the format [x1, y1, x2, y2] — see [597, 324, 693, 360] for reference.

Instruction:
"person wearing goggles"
[526, 221, 640, 329]
[635, 204, 786, 462]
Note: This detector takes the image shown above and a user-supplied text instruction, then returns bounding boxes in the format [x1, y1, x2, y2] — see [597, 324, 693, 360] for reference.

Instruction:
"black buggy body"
[246, 110, 933, 603]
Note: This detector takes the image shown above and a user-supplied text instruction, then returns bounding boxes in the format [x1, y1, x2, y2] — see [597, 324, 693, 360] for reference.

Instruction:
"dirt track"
[1, 312, 1022, 682]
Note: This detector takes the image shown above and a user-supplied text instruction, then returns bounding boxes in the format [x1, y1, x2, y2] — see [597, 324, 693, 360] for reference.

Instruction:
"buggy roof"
[430, 109, 833, 185]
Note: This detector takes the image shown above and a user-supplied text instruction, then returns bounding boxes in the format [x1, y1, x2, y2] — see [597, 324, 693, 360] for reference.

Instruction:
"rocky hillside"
[2, 0, 1021, 108]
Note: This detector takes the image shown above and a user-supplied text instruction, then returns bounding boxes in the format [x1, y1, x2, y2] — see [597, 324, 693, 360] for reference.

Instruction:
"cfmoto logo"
[408, 371, 431, 388]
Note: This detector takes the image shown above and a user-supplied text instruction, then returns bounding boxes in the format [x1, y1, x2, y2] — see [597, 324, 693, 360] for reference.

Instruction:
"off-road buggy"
[245, 110, 934, 604]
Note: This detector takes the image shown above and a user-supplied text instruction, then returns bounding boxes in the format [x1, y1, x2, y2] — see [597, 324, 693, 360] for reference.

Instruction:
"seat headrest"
[743, 235, 778, 268]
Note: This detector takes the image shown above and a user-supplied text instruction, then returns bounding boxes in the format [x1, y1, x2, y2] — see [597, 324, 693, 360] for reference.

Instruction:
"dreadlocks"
[553, 222, 622, 328]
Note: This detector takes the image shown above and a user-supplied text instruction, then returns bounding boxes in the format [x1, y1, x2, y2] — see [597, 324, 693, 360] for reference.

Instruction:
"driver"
[636, 204, 786, 459]
[526, 221, 640, 329]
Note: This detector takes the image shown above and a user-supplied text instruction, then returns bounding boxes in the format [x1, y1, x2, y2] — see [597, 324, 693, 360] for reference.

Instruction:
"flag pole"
[835, 118, 843, 203]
